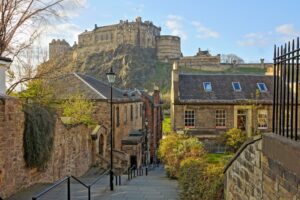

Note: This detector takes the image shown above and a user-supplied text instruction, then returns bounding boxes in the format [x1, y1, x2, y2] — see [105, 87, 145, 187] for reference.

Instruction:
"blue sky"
[53, 0, 300, 62]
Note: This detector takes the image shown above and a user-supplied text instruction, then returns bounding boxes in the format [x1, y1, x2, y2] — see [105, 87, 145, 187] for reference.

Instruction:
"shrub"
[179, 158, 224, 200]
[158, 134, 205, 178]
[224, 128, 247, 152]
[178, 157, 206, 200]
[23, 104, 55, 168]
[61, 93, 96, 126]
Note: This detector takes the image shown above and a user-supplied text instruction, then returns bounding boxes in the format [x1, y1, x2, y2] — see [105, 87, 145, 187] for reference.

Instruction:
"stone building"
[49, 39, 71, 59]
[140, 88, 163, 164]
[178, 48, 221, 69]
[171, 62, 274, 141]
[48, 17, 180, 62]
[51, 73, 145, 168]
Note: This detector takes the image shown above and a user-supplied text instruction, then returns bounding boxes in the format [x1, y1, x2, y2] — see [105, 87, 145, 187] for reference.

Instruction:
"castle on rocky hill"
[49, 17, 181, 61]
[49, 17, 269, 69]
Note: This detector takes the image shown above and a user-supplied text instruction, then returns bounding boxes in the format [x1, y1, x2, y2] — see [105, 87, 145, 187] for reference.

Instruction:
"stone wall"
[225, 133, 300, 200]
[0, 97, 94, 198]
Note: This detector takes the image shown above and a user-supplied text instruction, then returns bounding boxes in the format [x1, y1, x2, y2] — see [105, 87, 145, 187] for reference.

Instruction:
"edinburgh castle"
[49, 17, 270, 71]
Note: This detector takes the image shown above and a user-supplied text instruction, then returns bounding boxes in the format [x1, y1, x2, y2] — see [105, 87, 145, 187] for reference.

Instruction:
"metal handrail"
[32, 176, 69, 200]
[32, 169, 110, 200]
[89, 169, 110, 186]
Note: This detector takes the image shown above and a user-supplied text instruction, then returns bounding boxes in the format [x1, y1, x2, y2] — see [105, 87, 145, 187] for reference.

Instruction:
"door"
[237, 110, 247, 131]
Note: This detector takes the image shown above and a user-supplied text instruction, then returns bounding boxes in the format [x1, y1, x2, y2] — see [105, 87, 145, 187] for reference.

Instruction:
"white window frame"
[257, 83, 268, 92]
[184, 110, 195, 128]
[203, 82, 212, 92]
[216, 109, 226, 128]
[232, 82, 242, 91]
[257, 109, 268, 129]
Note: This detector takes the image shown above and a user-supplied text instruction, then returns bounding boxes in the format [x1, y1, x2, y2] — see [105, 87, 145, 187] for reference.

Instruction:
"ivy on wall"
[23, 104, 56, 168]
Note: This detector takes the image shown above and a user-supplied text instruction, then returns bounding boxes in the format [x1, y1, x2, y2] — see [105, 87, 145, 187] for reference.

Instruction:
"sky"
[45, 0, 300, 63]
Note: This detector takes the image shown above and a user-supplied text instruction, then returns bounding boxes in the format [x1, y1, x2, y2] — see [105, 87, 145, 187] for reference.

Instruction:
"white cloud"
[237, 32, 270, 47]
[192, 21, 219, 39]
[31, 22, 82, 53]
[276, 24, 300, 41]
[166, 15, 187, 40]
[59, 0, 88, 18]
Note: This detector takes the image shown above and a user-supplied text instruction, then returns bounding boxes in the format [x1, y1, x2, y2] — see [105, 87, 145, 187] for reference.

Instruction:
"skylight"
[257, 83, 268, 92]
[232, 82, 241, 91]
[203, 82, 212, 92]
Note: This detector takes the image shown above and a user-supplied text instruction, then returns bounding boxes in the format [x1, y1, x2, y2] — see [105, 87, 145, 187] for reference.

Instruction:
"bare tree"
[0, 0, 67, 57]
[0, 0, 81, 94]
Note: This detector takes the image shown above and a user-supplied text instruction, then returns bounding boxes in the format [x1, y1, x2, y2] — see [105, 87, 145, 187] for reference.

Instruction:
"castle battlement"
[49, 39, 71, 59]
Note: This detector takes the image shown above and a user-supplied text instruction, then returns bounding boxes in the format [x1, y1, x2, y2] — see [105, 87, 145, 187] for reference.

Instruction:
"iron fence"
[273, 37, 300, 140]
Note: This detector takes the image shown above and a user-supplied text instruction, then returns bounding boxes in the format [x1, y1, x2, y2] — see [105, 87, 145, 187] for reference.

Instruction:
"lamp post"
[145, 118, 149, 176]
[106, 67, 116, 191]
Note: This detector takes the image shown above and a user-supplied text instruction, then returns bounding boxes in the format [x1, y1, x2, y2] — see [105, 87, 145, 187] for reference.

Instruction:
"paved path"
[7, 166, 179, 200]
[96, 165, 179, 200]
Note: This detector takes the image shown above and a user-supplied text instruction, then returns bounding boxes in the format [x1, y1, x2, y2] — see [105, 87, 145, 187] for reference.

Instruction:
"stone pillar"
[0, 57, 12, 95]
[171, 61, 179, 130]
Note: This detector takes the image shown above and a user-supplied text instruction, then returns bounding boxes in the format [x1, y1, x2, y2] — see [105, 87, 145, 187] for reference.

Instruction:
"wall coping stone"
[224, 135, 262, 173]
[262, 133, 300, 179]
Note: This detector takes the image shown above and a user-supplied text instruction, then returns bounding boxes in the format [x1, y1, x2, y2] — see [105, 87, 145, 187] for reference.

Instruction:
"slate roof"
[52, 73, 141, 102]
[178, 74, 274, 104]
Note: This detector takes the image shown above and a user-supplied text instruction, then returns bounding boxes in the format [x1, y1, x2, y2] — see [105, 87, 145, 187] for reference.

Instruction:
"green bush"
[23, 104, 56, 168]
[179, 158, 224, 200]
[158, 134, 205, 178]
[224, 128, 247, 152]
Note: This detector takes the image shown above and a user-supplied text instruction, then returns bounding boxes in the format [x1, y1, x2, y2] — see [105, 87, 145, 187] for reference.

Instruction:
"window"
[124, 106, 127, 124]
[116, 107, 120, 127]
[130, 105, 133, 121]
[203, 82, 212, 92]
[216, 109, 226, 128]
[184, 110, 195, 127]
[232, 82, 241, 91]
[257, 83, 268, 92]
[140, 104, 143, 117]
[257, 110, 268, 129]
[136, 105, 138, 119]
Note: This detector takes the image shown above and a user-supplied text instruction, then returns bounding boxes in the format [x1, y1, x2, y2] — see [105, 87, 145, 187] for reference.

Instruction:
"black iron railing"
[273, 37, 300, 140]
[32, 169, 109, 200]
[32, 165, 147, 200]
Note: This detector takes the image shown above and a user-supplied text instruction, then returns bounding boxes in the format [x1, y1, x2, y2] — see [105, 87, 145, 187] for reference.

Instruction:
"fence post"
[67, 177, 71, 200]
[88, 186, 91, 200]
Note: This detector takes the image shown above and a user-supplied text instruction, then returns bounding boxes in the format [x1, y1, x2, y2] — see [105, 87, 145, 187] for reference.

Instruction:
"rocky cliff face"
[40, 44, 172, 92]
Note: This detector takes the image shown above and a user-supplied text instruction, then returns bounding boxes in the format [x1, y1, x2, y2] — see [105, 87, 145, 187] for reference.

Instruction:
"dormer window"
[232, 82, 241, 91]
[257, 83, 268, 92]
[203, 82, 212, 92]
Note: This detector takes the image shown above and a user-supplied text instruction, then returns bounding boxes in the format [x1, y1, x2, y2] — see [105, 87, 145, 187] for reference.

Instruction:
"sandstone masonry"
[225, 133, 300, 200]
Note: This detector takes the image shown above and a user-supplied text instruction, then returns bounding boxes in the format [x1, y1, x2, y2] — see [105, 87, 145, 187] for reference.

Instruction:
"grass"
[206, 153, 234, 164]
[163, 114, 172, 134]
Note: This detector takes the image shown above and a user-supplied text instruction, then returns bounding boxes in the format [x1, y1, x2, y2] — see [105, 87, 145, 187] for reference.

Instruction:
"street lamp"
[145, 118, 149, 176]
[106, 67, 116, 191]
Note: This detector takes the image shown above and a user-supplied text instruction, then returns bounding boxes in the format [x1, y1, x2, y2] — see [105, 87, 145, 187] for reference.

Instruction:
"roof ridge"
[73, 73, 107, 99]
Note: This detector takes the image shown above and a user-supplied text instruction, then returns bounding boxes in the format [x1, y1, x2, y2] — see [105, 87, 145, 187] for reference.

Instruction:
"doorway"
[130, 155, 137, 169]
[237, 110, 247, 131]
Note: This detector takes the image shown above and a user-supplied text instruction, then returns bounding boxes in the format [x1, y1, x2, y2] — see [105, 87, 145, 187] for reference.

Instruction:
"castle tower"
[156, 36, 181, 62]
[49, 39, 71, 59]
